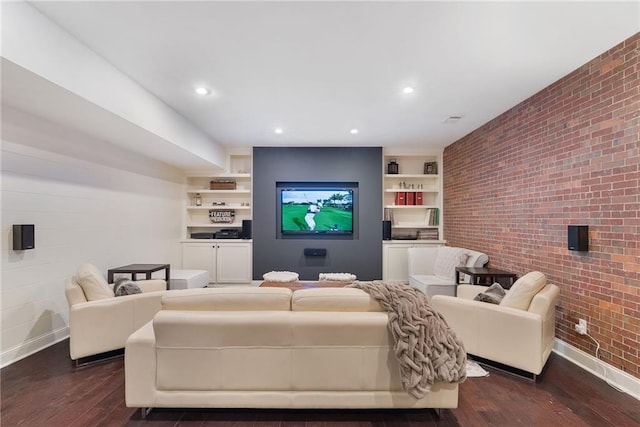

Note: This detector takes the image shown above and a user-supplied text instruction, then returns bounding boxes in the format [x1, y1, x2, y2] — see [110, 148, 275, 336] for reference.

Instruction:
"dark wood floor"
[1, 340, 639, 426]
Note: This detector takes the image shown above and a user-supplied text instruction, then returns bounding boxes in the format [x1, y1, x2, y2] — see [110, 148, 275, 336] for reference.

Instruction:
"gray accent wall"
[253, 147, 382, 280]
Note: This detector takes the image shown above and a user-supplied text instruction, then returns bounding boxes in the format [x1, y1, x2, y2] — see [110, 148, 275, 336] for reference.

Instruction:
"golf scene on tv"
[281, 189, 353, 234]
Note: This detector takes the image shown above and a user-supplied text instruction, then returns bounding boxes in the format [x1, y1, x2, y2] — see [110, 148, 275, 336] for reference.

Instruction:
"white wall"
[0, 111, 185, 367]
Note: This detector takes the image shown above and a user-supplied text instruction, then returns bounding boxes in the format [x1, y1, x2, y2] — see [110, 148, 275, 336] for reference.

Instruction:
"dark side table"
[107, 263, 170, 290]
[455, 267, 517, 289]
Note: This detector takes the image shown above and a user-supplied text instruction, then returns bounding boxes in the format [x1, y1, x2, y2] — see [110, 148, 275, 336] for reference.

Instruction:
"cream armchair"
[65, 265, 166, 363]
[431, 277, 559, 376]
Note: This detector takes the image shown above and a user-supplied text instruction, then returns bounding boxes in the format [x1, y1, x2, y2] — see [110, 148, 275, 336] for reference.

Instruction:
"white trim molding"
[1, 328, 69, 369]
[553, 338, 640, 401]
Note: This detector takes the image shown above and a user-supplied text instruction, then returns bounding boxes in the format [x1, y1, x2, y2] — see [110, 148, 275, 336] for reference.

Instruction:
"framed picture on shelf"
[424, 162, 438, 175]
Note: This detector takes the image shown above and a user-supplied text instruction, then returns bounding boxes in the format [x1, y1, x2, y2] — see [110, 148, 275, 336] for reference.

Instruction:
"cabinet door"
[216, 242, 252, 283]
[383, 244, 414, 281]
[182, 243, 216, 283]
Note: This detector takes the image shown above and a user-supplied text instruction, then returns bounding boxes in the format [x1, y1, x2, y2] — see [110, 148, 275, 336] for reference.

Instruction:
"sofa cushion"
[473, 283, 506, 304]
[433, 247, 469, 280]
[292, 288, 383, 312]
[161, 287, 293, 311]
[500, 271, 547, 310]
[76, 263, 114, 301]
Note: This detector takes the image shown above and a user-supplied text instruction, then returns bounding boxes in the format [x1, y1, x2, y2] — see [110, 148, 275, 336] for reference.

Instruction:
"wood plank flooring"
[2, 339, 639, 426]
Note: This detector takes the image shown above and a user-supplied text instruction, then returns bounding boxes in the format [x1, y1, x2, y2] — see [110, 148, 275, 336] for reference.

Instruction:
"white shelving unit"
[383, 150, 444, 241]
[184, 154, 252, 237]
[382, 150, 445, 281]
[181, 153, 253, 284]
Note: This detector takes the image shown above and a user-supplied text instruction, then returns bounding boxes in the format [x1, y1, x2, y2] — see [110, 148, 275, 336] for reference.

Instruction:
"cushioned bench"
[169, 269, 209, 289]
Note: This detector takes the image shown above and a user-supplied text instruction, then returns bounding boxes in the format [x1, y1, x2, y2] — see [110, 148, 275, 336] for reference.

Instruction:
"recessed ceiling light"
[402, 86, 414, 94]
[195, 87, 210, 95]
[274, 127, 283, 134]
[350, 129, 359, 135]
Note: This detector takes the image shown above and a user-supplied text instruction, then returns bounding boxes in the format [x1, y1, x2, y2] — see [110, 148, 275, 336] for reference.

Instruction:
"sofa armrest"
[136, 279, 167, 292]
[455, 285, 486, 300]
[68, 291, 165, 360]
[431, 295, 547, 374]
[125, 321, 157, 408]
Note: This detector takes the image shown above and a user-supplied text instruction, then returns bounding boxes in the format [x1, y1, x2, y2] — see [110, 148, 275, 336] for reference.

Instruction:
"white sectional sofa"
[407, 246, 489, 297]
[125, 287, 460, 413]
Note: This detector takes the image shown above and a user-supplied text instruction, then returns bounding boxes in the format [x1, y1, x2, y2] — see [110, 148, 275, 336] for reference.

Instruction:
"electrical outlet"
[575, 319, 587, 335]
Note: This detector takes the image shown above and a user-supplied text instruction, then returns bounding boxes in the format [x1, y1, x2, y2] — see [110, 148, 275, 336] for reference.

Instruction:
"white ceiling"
[7, 1, 640, 167]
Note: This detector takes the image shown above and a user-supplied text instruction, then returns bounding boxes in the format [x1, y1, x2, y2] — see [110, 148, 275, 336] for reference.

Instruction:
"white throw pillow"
[76, 263, 114, 301]
[262, 271, 299, 283]
[499, 271, 547, 310]
[433, 247, 469, 280]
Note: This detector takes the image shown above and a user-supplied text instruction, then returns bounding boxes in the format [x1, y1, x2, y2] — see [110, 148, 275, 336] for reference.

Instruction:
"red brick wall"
[443, 33, 639, 378]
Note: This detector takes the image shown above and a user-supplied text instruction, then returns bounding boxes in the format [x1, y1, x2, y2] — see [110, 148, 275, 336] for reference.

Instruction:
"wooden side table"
[107, 263, 170, 290]
[455, 267, 517, 289]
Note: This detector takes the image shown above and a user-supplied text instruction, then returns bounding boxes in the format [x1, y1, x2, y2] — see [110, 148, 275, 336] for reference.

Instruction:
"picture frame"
[424, 161, 438, 175]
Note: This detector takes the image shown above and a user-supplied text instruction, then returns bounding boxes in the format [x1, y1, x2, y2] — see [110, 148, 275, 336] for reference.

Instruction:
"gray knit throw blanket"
[348, 281, 467, 399]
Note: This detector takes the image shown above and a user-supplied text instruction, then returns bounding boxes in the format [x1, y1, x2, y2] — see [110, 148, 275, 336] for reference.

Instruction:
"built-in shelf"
[187, 189, 251, 194]
[384, 205, 439, 209]
[383, 174, 439, 179]
[393, 224, 440, 229]
[187, 222, 244, 228]
[187, 205, 251, 210]
[383, 150, 443, 243]
[186, 173, 251, 179]
[184, 153, 252, 239]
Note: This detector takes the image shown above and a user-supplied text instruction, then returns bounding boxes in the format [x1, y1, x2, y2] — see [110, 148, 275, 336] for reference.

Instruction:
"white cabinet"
[383, 151, 443, 242]
[383, 241, 444, 281]
[181, 241, 252, 284]
[216, 242, 252, 283]
[185, 153, 252, 239]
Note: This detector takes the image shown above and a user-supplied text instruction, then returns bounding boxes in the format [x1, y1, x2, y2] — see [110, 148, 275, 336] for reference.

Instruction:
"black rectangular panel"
[568, 225, 588, 251]
[13, 224, 34, 250]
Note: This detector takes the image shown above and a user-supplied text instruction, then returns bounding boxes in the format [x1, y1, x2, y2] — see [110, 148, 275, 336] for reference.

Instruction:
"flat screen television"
[279, 187, 354, 235]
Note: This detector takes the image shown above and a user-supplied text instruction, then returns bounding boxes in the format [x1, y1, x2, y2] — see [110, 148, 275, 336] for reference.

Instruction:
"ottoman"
[170, 269, 209, 289]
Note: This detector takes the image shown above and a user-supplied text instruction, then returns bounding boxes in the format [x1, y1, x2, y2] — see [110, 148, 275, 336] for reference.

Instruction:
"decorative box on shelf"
[210, 179, 236, 190]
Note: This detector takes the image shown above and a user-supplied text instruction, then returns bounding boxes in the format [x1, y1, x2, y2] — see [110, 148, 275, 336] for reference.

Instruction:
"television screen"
[280, 188, 353, 235]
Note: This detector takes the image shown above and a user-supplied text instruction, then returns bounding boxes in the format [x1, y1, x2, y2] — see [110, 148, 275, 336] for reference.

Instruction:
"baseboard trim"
[553, 338, 639, 401]
[1, 327, 69, 369]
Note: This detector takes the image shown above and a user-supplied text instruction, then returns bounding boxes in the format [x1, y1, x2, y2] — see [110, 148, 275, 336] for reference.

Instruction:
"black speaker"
[242, 219, 252, 239]
[568, 225, 588, 251]
[383, 220, 392, 240]
[304, 248, 327, 257]
[13, 224, 34, 250]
